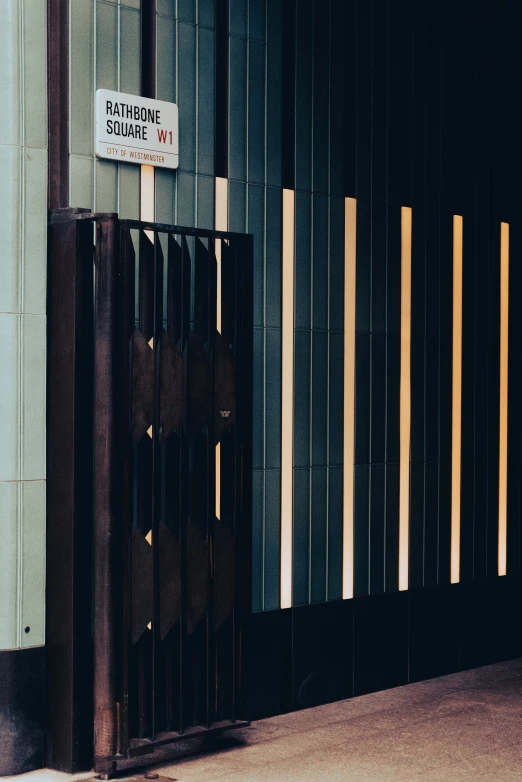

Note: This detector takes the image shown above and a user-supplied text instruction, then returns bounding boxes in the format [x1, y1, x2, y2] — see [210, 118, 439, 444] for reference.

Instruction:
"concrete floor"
[154, 659, 522, 782]
[4, 660, 522, 782]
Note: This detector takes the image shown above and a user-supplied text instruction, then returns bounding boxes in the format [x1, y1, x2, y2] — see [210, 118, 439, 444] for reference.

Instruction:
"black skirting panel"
[247, 575, 522, 721]
[0, 646, 45, 775]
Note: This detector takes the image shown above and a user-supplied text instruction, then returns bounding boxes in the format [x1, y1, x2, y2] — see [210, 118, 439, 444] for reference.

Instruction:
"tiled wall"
[0, 0, 47, 649]
[67, 0, 522, 618]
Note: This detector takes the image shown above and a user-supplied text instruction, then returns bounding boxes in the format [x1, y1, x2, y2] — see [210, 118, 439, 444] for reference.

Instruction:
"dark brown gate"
[47, 211, 253, 775]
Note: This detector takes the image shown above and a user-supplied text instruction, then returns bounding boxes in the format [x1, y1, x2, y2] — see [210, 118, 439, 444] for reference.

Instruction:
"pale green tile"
[96, 0, 118, 91]
[119, 164, 140, 219]
[21, 480, 45, 647]
[156, 15, 176, 103]
[21, 315, 46, 481]
[0, 481, 19, 649]
[120, 6, 141, 96]
[0, 145, 21, 314]
[0, 314, 20, 482]
[157, 0, 175, 17]
[23, 0, 47, 150]
[70, 155, 94, 210]
[70, 0, 94, 156]
[95, 159, 118, 212]
[155, 168, 176, 224]
[23, 147, 47, 316]
[0, 0, 21, 147]
[121, 0, 140, 7]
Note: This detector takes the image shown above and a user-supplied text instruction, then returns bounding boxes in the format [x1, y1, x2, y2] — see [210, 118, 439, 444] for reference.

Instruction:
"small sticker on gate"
[220, 410, 231, 418]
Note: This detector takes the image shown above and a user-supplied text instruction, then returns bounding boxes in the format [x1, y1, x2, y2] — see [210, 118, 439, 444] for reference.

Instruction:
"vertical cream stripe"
[343, 198, 357, 600]
[140, 165, 155, 242]
[451, 215, 463, 584]
[498, 222, 509, 576]
[215, 178, 229, 521]
[399, 206, 412, 592]
[281, 189, 295, 609]
[215, 177, 229, 335]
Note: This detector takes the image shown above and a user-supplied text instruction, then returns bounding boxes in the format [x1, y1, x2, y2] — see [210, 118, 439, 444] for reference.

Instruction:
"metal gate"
[47, 210, 253, 774]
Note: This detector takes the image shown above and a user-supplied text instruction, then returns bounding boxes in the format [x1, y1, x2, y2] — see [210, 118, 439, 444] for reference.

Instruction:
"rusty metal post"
[93, 216, 121, 774]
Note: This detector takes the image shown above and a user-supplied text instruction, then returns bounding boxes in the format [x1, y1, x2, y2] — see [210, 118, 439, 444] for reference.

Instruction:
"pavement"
[4, 659, 522, 782]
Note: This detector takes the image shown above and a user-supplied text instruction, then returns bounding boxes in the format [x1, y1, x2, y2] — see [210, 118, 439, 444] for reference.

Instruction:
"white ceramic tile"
[22, 0, 47, 150]
[0, 0, 21, 147]
[0, 314, 20, 481]
[0, 145, 21, 314]
[21, 314, 46, 481]
[0, 481, 19, 649]
[20, 480, 45, 646]
[23, 147, 47, 316]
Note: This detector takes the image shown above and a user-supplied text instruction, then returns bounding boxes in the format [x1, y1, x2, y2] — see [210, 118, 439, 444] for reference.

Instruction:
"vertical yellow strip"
[498, 222, 509, 576]
[343, 198, 357, 600]
[215, 177, 229, 520]
[399, 206, 412, 592]
[281, 189, 295, 609]
[451, 215, 463, 584]
[141, 165, 155, 242]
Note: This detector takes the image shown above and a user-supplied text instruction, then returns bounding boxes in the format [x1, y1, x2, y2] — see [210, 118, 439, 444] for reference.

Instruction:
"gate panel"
[93, 219, 252, 774]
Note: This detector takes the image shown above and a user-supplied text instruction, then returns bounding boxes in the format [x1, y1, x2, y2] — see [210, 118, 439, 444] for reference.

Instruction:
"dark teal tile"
[178, 23, 196, 173]
[293, 467, 310, 606]
[196, 174, 214, 230]
[248, 40, 266, 185]
[229, 180, 246, 233]
[312, 193, 328, 331]
[311, 468, 327, 603]
[327, 466, 343, 601]
[265, 328, 281, 469]
[294, 329, 311, 468]
[230, 0, 247, 37]
[265, 187, 282, 328]
[252, 469, 264, 612]
[264, 469, 281, 610]
[329, 332, 343, 466]
[253, 327, 265, 470]
[248, 184, 265, 328]
[312, 331, 328, 467]
[229, 36, 247, 181]
[295, 190, 311, 330]
[329, 196, 344, 332]
[197, 26, 215, 176]
[249, 0, 266, 41]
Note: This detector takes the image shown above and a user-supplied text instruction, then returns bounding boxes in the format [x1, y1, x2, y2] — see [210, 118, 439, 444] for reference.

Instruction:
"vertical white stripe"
[281, 189, 295, 609]
[215, 177, 229, 334]
[399, 206, 412, 592]
[343, 198, 357, 600]
[498, 222, 509, 576]
[215, 177, 229, 521]
[451, 215, 463, 584]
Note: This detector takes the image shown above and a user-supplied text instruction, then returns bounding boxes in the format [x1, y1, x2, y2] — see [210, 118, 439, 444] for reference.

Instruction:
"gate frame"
[46, 211, 253, 774]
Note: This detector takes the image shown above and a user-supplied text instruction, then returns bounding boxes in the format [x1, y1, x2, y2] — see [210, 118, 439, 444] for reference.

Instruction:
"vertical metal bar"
[118, 221, 136, 758]
[236, 233, 253, 721]
[93, 216, 121, 772]
[151, 232, 164, 740]
[46, 211, 94, 772]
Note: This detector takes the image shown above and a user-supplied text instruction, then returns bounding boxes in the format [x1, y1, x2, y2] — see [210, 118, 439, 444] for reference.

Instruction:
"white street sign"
[96, 89, 179, 169]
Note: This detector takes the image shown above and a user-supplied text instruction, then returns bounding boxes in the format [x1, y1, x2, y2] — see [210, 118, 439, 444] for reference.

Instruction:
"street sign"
[95, 89, 179, 169]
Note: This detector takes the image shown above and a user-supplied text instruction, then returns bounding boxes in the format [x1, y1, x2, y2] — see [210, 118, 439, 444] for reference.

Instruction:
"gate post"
[46, 209, 95, 772]
[93, 216, 121, 774]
